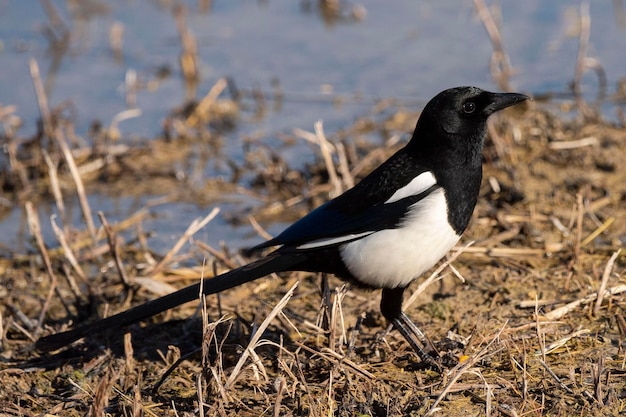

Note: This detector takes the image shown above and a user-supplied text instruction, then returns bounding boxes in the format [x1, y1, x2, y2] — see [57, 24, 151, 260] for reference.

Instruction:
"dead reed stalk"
[25, 201, 58, 332]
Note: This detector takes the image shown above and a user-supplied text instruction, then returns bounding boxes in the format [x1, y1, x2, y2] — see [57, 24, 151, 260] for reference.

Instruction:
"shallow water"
[1, 0, 625, 253]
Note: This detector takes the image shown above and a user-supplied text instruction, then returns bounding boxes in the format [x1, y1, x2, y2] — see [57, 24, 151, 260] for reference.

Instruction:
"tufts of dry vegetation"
[0, 3, 625, 416]
[0, 77, 625, 416]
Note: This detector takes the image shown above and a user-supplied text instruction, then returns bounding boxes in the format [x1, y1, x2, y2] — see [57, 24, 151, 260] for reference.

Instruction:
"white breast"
[339, 188, 460, 289]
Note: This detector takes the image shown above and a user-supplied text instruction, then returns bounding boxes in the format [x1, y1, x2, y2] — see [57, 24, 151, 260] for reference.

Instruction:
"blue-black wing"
[248, 149, 439, 252]
[276, 184, 439, 251]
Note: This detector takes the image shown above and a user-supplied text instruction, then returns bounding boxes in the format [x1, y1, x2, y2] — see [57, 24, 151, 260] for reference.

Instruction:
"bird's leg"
[380, 287, 441, 370]
[390, 316, 441, 371]
[398, 311, 439, 355]
[319, 272, 331, 332]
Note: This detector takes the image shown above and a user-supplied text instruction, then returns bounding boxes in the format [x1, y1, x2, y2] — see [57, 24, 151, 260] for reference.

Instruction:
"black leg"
[319, 273, 331, 331]
[380, 287, 441, 371]
[398, 311, 439, 355]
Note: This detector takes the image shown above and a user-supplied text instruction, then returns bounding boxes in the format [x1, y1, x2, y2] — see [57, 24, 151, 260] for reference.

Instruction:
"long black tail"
[36, 252, 305, 352]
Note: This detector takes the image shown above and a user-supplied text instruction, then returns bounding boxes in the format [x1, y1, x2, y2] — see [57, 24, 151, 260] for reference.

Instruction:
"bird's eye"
[462, 102, 476, 114]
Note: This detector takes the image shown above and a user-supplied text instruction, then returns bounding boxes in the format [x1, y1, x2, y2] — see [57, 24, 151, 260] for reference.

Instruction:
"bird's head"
[419, 86, 528, 135]
[410, 86, 529, 163]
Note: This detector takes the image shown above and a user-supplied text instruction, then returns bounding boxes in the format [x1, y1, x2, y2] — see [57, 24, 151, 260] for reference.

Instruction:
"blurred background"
[1, 0, 625, 255]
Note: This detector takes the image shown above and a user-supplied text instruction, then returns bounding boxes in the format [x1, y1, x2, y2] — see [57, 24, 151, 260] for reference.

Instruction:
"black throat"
[406, 123, 486, 235]
[436, 163, 482, 235]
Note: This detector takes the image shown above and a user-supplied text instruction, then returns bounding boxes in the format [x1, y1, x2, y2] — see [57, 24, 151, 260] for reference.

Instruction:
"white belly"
[339, 189, 460, 289]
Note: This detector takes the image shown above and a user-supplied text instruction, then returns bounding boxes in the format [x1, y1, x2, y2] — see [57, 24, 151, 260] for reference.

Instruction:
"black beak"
[484, 92, 530, 115]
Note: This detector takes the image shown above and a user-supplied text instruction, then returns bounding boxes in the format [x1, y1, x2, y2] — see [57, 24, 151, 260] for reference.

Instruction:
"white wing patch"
[296, 231, 374, 250]
[384, 171, 437, 204]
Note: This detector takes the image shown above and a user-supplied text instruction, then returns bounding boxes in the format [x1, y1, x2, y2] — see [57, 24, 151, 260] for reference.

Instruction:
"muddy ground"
[0, 94, 625, 416]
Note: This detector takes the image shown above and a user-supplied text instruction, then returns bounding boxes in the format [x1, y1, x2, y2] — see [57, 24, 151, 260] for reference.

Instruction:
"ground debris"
[1, 99, 625, 416]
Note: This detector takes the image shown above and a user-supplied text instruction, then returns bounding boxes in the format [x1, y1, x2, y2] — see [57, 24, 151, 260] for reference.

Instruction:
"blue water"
[1, 0, 624, 253]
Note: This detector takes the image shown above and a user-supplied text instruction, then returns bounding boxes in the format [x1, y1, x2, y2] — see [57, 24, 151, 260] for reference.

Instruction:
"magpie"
[36, 87, 528, 366]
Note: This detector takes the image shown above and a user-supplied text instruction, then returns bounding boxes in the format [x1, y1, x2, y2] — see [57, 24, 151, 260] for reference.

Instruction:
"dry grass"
[0, 6, 625, 411]
[0, 83, 624, 416]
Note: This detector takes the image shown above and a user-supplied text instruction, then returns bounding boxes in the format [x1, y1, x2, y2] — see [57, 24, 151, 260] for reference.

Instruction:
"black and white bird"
[36, 86, 528, 366]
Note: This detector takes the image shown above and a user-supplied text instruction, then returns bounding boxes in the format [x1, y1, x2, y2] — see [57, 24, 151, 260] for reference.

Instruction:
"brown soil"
[0, 96, 625, 416]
